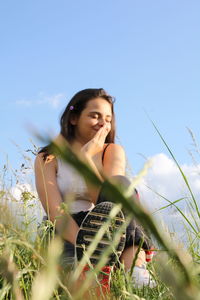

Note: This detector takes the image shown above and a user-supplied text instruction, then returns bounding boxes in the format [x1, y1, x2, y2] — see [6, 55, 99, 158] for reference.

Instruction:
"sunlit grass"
[0, 130, 200, 299]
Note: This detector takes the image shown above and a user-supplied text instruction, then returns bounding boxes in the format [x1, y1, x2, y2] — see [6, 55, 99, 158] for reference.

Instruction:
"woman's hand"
[81, 124, 110, 157]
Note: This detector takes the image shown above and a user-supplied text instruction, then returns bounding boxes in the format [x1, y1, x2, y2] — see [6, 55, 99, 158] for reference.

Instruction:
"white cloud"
[136, 153, 200, 208]
[136, 153, 200, 241]
[10, 183, 34, 201]
[5, 183, 45, 238]
[37, 92, 65, 108]
[15, 93, 65, 109]
[16, 99, 32, 106]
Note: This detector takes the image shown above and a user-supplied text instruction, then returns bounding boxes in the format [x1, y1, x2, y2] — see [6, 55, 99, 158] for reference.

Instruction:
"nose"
[98, 117, 106, 127]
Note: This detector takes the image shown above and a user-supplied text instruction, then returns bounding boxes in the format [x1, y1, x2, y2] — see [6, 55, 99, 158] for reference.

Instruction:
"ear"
[69, 115, 78, 125]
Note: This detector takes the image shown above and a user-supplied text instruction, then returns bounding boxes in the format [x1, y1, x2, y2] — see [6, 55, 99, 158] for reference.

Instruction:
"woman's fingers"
[81, 125, 110, 156]
[94, 125, 109, 143]
[89, 126, 104, 145]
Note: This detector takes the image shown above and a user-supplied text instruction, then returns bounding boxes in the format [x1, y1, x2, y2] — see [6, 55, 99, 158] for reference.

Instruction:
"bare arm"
[82, 144, 126, 203]
[102, 144, 141, 205]
[102, 144, 126, 178]
[34, 153, 79, 245]
[78, 125, 109, 203]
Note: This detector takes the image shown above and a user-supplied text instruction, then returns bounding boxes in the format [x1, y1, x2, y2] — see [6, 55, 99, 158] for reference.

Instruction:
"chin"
[84, 133, 95, 141]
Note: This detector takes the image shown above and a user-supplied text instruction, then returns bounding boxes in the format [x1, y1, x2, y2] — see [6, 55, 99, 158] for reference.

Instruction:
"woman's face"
[71, 97, 112, 144]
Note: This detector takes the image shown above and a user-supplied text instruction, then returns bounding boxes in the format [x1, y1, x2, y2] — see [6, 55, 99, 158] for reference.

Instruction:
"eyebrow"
[89, 111, 112, 118]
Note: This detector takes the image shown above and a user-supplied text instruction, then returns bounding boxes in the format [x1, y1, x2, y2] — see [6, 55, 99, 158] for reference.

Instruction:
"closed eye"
[106, 119, 112, 123]
[89, 112, 112, 122]
[91, 114, 98, 119]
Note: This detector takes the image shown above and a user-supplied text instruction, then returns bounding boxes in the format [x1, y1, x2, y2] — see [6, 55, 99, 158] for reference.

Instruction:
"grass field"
[0, 137, 200, 299]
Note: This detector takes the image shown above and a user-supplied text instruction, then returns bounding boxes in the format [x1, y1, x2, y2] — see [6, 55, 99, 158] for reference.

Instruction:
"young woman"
[35, 88, 155, 289]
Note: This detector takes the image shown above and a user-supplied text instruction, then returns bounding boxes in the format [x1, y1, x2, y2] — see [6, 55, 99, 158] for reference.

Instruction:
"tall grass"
[0, 132, 200, 299]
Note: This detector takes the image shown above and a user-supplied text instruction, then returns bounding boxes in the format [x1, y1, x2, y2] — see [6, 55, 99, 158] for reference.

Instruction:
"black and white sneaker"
[76, 202, 126, 266]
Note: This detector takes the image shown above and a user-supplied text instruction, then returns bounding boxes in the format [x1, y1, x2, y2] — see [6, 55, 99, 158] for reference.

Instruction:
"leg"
[120, 246, 146, 271]
[60, 211, 89, 268]
[97, 175, 140, 208]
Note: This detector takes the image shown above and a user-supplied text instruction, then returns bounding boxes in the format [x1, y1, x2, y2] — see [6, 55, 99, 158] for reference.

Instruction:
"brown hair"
[39, 88, 116, 157]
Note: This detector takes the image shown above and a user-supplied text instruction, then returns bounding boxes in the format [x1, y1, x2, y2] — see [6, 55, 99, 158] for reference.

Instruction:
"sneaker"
[76, 202, 126, 294]
[131, 265, 157, 288]
[76, 202, 126, 266]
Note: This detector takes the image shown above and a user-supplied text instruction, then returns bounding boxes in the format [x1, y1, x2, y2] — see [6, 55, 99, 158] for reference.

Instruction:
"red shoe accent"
[145, 248, 155, 262]
[96, 266, 111, 295]
[81, 265, 111, 296]
[83, 264, 90, 273]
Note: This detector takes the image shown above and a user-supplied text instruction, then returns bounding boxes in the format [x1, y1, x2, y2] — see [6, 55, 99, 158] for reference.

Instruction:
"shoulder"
[104, 143, 125, 157]
[35, 152, 57, 171]
[102, 144, 126, 176]
[103, 143, 126, 164]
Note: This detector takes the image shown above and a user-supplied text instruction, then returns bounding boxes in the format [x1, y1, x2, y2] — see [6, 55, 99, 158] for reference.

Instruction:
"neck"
[70, 139, 84, 152]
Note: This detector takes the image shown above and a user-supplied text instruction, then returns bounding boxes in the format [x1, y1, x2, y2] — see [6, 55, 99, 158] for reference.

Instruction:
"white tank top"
[56, 158, 95, 213]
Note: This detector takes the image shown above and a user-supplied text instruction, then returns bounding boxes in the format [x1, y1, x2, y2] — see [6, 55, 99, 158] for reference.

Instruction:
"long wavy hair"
[39, 88, 116, 157]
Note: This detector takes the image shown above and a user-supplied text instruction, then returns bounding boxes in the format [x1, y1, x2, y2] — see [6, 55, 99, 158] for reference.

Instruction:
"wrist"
[80, 147, 92, 159]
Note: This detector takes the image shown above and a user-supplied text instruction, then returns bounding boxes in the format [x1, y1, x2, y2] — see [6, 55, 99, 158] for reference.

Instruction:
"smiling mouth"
[93, 127, 100, 131]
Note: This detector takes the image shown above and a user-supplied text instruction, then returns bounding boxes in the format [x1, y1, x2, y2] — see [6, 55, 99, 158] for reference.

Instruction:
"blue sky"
[1, 0, 200, 175]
